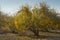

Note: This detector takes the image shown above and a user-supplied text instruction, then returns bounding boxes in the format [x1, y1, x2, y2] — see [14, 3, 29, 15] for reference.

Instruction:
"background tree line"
[0, 3, 60, 36]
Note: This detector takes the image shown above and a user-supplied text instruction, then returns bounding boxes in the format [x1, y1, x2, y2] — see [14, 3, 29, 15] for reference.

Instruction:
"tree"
[0, 11, 11, 32]
[14, 5, 32, 34]
[14, 3, 60, 37]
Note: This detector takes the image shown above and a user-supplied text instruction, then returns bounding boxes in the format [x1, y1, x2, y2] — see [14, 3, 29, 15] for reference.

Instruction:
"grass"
[0, 30, 60, 40]
[0, 31, 60, 40]
[0, 33, 47, 40]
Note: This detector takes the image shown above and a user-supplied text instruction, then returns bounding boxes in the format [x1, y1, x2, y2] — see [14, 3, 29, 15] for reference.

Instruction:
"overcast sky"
[0, 0, 60, 15]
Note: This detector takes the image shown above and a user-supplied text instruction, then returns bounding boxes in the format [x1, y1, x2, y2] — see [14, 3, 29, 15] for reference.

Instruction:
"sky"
[0, 0, 60, 15]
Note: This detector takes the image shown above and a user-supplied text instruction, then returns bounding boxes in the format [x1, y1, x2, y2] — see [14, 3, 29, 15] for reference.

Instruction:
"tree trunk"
[29, 27, 39, 37]
[33, 29, 39, 37]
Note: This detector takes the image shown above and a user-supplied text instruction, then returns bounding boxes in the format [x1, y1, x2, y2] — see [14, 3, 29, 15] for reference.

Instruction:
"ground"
[0, 31, 60, 40]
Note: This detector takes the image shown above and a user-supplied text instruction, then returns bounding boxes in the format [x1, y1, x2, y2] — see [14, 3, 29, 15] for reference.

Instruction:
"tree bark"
[33, 29, 39, 37]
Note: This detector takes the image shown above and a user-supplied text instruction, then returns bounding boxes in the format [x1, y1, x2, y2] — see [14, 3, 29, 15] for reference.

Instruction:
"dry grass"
[0, 33, 47, 40]
[0, 33, 60, 40]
